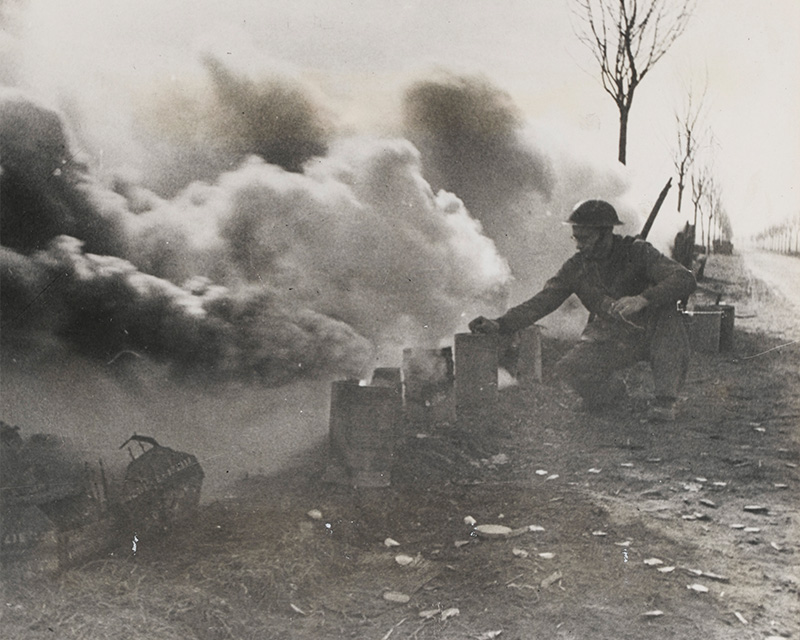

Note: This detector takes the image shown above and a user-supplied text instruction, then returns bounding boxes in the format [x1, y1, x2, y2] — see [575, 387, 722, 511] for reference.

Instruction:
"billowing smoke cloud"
[126, 138, 511, 358]
[132, 58, 333, 197]
[1, 90, 511, 388]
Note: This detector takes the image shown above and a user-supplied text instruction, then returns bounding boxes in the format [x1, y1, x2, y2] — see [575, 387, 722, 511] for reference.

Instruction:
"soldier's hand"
[469, 316, 500, 335]
[609, 295, 648, 318]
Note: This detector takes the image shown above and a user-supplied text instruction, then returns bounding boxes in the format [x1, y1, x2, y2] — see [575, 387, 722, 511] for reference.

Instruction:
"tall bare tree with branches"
[572, 0, 696, 164]
[673, 76, 708, 215]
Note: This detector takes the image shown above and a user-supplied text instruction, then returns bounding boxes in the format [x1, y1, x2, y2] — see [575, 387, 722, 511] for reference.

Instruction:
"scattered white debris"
[733, 611, 748, 625]
[699, 499, 717, 508]
[700, 571, 729, 582]
[620, 462, 634, 468]
[695, 477, 708, 483]
[682, 512, 710, 521]
[540, 571, 563, 588]
[657, 566, 676, 573]
[419, 609, 439, 619]
[773, 483, 788, 489]
[440, 607, 459, 621]
[730, 523, 745, 530]
[489, 454, 510, 465]
[588, 468, 602, 474]
[753, 426, 766, 433]
[643, 558, 664, 566]
[743, 527, 761, 533]
[383, 591, 411, 603]
[384, 538, 401, 547]
[591, 530, 607, 537]
[682, 482, 702, 492]
[646, 457, 662, 463]
[477, 631, 503, 640]
[538, 552, 555, 559]
[535, 469, 548, 476]
[770, 541, 783, 552]
[642, 610, 664, 617]
[528, 525, 546, 532]
[290, 603, 307, 615]
[415, 433, 430, 439]
[474, 524, 513, 538]
[687, 584, 709, 593]
[454, 540, 470, 548]
[546, 474, 559, 481]
[395, 554, 415, 566]
[512, 548, 529, 558]
[712, 481, 728, 487]
[614, 540, 632, 547]
[743, 505, 768, 513]
[464, 516, 477, 526]
[307, 509, 323, 520]
[786, 462, 798, 469]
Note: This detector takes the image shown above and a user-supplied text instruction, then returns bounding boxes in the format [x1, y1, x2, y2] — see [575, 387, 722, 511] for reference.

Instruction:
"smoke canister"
[454, 332, 498, 416]
[370, 367, 403, 396]
[497, 325, 543, 385]
[325, 380, 400, 488]
[324, 379, 360, 485]
[693, 305, 735, 351]
[686, 309, 723, 353]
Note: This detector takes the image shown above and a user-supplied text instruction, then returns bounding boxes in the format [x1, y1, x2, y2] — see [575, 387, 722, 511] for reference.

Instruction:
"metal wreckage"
[1, 422, 204, 575]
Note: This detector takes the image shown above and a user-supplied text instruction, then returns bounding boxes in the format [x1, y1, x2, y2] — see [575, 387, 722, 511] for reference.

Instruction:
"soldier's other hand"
[469, 316, 500, 334]
[609, 295, 649, 318]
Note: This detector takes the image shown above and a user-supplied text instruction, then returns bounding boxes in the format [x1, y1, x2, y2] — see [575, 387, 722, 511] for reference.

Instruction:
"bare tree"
[673, 76, 708, 216]
[703, 174, 720, 254]
[690, 163, 708, 246]
[572, 0, 696, 164]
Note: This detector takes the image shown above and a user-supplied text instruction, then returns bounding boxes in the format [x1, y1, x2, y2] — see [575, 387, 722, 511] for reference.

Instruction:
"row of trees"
[571, 0, 733, 255]
[671, 81, 733, 255]
[752, 216, 800, 255]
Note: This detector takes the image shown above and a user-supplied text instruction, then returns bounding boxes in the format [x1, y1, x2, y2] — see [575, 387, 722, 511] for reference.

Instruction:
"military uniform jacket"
[496, 235, 697, 338]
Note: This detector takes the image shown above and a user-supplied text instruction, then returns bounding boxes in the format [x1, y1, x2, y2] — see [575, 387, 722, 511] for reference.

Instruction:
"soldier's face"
[570, 226, 602, 254]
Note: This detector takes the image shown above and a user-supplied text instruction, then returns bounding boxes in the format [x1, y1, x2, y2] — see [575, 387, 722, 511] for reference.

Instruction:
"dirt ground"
[3, 253, 799, 640]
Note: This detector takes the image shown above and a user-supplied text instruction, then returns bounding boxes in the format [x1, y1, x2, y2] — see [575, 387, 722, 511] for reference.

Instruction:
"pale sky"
[4, 0, 799, 239]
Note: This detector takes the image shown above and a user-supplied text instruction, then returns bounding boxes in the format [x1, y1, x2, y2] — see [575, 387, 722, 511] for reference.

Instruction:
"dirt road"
[3, 254, 799, 640]
[738, 250, 800, 340]
[741, 251, 800, 312]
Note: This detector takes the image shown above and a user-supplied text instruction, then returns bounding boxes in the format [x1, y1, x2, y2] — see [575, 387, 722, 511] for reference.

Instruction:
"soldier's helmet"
[567, 200, 623, 227]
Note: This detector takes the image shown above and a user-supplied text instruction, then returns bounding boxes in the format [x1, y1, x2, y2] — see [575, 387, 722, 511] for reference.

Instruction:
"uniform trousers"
[554, 306, 689, 407]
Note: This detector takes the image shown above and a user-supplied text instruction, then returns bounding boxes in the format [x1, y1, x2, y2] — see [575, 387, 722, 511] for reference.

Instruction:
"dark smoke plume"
[204, 57, 330, 172]
[1, 236, 373, 386]
[403, 73, 554, 233]
[135, 59, 332, 197]
[0, 90, 128, 255]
